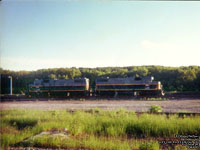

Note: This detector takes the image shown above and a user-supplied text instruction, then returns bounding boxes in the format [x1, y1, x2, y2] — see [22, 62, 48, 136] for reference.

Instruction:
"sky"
[0, 1, 200, 71]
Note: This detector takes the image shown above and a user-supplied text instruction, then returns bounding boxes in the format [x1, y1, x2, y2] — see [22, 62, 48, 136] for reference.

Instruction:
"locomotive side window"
[145, 85, 150, 89]
[35, 87, 40, 91]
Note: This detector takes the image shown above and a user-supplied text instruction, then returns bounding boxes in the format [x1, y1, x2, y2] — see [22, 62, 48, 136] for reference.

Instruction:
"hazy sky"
[1, 1, 200, 71]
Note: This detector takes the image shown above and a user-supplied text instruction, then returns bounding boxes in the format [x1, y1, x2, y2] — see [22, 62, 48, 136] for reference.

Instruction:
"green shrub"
[139, 143, 153, 150]
[9, 118, 38, 130]
[149, 105, 162, 113]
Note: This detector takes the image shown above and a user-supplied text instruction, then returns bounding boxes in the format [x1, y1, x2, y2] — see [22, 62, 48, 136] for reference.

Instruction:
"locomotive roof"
[30, 78, 89, 86]
[96, 76, 159, 84]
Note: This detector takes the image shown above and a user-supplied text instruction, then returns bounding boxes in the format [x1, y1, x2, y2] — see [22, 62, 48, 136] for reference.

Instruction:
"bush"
[139, 143, 153, 150]
[9, 118, 38, 130]
[149, 105, 162, 113]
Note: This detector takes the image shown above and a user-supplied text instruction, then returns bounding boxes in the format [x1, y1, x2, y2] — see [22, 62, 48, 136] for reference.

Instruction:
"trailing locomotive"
[28, 78, 89, 97]
[95, 76, 164, 96]
[28, 76, 164, 97]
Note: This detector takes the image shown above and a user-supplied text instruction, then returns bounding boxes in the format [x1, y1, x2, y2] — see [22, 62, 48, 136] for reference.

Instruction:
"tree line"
[1, 66, 200, 94]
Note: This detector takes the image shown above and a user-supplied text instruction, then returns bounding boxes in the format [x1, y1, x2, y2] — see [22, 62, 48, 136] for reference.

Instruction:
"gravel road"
[1, 99, 200, 112]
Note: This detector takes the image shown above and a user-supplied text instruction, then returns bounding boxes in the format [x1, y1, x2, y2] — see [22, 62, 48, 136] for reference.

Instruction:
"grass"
[0, 109, 200, 149]
[138, 97, 169, 101]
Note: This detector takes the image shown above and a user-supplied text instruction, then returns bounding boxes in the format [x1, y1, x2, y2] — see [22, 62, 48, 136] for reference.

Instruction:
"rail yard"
[1, 75, 200, 150]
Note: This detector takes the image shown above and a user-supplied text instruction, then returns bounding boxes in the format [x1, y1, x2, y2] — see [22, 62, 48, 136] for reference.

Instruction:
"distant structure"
[0, 75, 12, 95]
[8, 76, 12, 95]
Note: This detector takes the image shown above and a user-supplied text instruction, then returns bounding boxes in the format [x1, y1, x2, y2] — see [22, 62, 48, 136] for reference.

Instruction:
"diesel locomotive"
[28, 76, 164, 97]
[95, 76, 164, 96]
[28, 78, 90, 97]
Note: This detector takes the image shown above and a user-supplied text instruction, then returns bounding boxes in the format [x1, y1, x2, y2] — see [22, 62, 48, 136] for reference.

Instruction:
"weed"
[139, 97, 168, 101]
[149, 105, 162, 113]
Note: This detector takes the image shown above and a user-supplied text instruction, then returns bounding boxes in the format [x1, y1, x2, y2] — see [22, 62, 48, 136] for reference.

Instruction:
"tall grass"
[1, 109, 199, 149]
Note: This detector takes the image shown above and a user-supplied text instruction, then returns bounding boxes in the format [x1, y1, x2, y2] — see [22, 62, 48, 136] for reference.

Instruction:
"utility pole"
[8, 76, 12, 95]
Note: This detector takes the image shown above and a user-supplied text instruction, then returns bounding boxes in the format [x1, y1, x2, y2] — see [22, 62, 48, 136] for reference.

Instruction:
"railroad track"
[1, 93, 200, 101]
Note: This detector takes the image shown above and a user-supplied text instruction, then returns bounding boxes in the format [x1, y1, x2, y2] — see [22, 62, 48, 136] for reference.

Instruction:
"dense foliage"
[1, 66, 200, 94]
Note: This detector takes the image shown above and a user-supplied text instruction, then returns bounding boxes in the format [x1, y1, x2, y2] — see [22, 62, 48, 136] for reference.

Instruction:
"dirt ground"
[1, 99, 200, 112]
